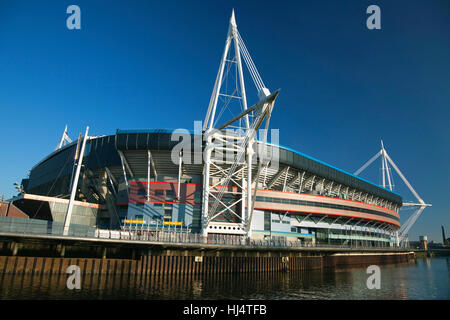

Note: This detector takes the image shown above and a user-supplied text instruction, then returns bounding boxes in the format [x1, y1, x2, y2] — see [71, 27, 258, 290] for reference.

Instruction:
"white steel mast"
[354, 141, 431, 246]
[55, 125, 72, 150]
[201, 10, 278, 238]
[63, 126, 89, 236]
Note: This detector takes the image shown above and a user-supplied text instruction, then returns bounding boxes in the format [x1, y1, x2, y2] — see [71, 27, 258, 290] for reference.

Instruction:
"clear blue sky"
[0, 0, 449, 242]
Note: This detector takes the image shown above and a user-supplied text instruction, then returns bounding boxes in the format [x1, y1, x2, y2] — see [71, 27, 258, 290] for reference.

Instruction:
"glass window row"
[255, 196, 399, 222]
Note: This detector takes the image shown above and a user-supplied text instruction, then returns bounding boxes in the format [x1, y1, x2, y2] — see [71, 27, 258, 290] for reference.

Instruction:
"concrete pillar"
[60, 245, 66, 257]
[12, 242, 19, 256]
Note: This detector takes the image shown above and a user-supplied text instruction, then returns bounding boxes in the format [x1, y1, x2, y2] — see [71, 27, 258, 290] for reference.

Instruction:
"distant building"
[419, 235, 428, 250]
[442, 225, 448, 246]
[408, 241, 421, 249]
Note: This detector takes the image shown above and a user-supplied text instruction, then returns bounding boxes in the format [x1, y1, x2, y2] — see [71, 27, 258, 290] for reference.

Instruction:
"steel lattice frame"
[201, 11, 278, 237]
[354, 140, 432, 245]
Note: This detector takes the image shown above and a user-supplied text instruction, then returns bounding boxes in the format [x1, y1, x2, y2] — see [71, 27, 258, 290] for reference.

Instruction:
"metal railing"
[0, 216, 409, 250]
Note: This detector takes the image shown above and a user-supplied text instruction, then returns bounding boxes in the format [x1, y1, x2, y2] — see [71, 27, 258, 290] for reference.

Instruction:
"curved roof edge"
[27, 129, 401, 205]
[115, 129, 402, 202]
[268, 142, 402, 198]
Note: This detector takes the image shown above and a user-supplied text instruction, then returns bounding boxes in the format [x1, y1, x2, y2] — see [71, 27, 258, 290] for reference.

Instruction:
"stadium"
[5, 11, 407, 248]
[10, 127, 403, 248]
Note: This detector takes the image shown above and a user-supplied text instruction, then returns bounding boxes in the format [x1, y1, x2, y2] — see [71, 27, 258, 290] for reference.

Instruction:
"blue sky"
[0, 0, 449, 241]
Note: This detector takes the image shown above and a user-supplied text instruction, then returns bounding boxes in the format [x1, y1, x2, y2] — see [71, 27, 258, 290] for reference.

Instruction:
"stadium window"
[164, 203, 173, 209]
[264, 212, 271, 231]
[166, 190, 174, 201]
[84, 143, 91, 156]
[194, 191, 202, 203]
[164, 208, 172, 220]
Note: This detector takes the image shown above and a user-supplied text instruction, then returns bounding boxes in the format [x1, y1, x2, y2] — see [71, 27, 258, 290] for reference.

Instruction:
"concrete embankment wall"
[0, 255, 323, 276]
[0, 252, 414, 277]
[323, 252, 415, 268]
[0, 233, 415, 276]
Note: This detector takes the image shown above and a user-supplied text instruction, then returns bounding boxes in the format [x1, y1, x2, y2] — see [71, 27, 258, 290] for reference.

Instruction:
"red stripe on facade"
[129, 200, 201, 206]
[130, 181, 398, 215]
[131, 181, 201, 186]
[255, 189, 399, 216]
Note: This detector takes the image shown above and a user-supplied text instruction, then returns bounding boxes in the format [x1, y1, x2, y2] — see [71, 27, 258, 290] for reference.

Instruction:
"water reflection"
[0, 258, 448, 300]
[425, 258, 431, 268]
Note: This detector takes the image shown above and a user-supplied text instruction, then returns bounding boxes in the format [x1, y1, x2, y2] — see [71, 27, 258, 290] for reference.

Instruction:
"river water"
[0, 257, 448, 300]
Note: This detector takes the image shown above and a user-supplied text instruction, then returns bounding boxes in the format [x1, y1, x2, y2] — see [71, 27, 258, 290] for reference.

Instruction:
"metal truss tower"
[201, 10, 279, 238]
[55, 125, 72, 150]
[354, 140, 432, 246]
